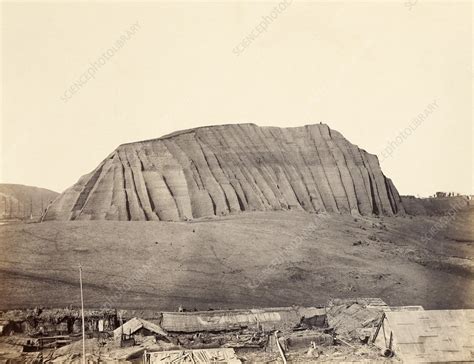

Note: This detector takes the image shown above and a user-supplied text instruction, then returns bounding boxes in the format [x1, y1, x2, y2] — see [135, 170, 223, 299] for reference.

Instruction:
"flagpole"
[79, 265, 86, 364]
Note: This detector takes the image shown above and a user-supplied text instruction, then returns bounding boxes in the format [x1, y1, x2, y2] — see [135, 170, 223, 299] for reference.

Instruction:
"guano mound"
[43, 123, 404, 221]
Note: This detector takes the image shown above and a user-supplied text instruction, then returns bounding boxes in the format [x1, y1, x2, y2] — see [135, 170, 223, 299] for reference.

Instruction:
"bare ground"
[0, 209, 472, 310]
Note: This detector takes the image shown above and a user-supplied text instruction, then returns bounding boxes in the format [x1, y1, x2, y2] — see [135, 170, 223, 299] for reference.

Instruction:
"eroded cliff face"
[43, 124, 404, 221]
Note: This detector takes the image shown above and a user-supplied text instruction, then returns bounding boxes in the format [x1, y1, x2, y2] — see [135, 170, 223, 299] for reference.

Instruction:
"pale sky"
[1, 1, 472, 196]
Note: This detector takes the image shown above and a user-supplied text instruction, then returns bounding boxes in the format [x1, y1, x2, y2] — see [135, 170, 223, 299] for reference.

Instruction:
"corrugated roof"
[161, 306, 324, 333]
[380, 310, 474, 363]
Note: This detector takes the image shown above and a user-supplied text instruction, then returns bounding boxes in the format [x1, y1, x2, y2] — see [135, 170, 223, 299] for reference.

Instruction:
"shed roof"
[161, 306, 323, 333]
[145, 348, 241, 363]
[328, 297, 389, 308]
[113, 317, 167, 338]
[379, 309, 474, 363]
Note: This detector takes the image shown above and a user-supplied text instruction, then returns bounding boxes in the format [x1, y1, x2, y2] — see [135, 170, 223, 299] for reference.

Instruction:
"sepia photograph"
[0, 0, 472, 362]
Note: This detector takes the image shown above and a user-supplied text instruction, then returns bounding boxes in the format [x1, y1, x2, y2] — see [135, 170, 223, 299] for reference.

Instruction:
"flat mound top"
[120, 123, 329, 146]
[140, 123, 260, 143]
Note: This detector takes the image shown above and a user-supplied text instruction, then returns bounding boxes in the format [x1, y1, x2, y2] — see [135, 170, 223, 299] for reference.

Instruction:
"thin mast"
[79, 265, 86, 364]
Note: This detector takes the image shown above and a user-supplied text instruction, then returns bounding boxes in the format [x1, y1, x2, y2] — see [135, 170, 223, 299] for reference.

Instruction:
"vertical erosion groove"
[320, 125, 352, 212]
[306, 125, 339, 212]
[71, 164, 105, 214]
[117, 153, 131, 221]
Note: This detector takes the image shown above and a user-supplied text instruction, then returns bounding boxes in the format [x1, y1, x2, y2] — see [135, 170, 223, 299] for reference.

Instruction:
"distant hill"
[401, 195, 470, 216]
[0, 184, 59, 220]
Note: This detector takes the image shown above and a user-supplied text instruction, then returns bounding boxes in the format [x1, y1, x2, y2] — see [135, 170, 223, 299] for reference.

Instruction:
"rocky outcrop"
[0, 184, 59, 220]
[43, 123, 404, 221]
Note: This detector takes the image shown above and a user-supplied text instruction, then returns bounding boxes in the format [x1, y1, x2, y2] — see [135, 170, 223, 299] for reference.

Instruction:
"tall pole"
[79, 265, 86, 364]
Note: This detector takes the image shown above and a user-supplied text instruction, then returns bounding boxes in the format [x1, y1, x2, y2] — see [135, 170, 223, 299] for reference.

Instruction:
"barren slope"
[0, 210, 472, 310]
[43, 124, 404, 221]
